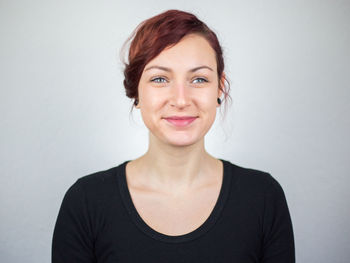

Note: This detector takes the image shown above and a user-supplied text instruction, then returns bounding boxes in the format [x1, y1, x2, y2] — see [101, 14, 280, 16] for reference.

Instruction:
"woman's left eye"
[193, 78, 208, 83]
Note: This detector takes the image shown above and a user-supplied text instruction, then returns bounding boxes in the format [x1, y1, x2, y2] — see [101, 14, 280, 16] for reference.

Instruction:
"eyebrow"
[144, 65, 214, 72]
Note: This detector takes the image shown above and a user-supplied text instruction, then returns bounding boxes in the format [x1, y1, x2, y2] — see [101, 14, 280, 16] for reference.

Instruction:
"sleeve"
[261, 174, 295, 263]
[52, 180, 96, 263]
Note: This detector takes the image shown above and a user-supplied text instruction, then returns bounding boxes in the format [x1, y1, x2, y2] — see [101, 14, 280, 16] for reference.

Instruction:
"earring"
[135, 98, 139, 106]
[217, 98, 221, 105]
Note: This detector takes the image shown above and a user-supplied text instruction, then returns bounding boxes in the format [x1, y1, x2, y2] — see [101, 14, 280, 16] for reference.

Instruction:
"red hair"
[121, 9, 231, 114]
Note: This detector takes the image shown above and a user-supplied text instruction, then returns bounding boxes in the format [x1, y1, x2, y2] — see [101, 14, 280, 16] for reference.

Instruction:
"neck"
[133, 131, 218, 193]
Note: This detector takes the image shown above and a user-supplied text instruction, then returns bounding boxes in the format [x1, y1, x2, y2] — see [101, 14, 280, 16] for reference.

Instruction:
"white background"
[1, 0, 349, 262]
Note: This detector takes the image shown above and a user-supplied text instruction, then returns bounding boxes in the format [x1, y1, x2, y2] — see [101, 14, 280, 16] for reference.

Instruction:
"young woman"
[52, 9, 295, 263]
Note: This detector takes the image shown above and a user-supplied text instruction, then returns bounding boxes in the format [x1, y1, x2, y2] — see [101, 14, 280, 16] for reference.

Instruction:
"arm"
[261, 175, 295, 263]
[52, 180, 96, 263]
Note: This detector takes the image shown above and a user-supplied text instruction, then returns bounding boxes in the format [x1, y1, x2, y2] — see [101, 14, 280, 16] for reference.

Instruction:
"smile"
[164, 117, 198, 127]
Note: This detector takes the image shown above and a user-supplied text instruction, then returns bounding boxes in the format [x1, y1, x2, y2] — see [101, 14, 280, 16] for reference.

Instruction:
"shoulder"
[223, 159, 284, 196]
[64, 161, 126, 202]
[77, 166, 118, 188]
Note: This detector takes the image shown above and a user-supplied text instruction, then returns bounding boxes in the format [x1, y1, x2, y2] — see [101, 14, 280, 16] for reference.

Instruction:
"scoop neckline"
[116, 159, 232, 243]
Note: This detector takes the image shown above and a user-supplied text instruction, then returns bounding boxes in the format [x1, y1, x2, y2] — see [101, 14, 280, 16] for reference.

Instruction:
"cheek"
[139, 83, 156, 106]
[195, 90, 218, 108]
[139, 88, 164, 123]
[142, 91, 164, 111]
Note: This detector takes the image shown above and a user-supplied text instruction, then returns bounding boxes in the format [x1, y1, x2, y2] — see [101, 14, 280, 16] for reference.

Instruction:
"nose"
[170, 80, 191, 108]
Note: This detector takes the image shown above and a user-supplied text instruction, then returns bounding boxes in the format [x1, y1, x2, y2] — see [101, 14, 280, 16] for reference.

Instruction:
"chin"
[163, 135, 201, 147]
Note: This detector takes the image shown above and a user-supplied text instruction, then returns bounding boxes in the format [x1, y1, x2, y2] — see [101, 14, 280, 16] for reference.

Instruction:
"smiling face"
[136, 33, 224, 147]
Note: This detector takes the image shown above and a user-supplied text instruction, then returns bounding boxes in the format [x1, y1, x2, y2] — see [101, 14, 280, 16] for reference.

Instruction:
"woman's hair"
[120, 9, 232, 117]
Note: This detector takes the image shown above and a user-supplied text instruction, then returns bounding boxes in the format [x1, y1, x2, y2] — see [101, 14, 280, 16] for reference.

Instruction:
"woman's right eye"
[151, 77, 167, 83]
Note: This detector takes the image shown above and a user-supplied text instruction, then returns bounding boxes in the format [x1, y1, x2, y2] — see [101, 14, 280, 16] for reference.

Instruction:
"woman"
[52, 9, 295, 262]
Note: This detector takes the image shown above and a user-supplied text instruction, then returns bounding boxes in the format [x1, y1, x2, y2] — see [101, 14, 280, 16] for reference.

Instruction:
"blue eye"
[193, 78, 208, 83]
[151, 77, 167, 83]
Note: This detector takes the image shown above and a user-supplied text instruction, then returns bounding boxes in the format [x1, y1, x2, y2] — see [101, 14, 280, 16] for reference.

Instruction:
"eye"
[151, 77, 167, 83]
[192, 78, 208, 84]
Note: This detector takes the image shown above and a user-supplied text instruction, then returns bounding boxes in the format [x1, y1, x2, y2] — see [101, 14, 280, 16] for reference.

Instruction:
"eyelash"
[150, 77, 208, 84]
[193, 77, 208, 83]
[151, 77, 168, 83]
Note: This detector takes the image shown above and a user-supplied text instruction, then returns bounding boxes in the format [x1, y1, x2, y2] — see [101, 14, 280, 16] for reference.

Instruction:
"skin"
[126, 33, 225, 197]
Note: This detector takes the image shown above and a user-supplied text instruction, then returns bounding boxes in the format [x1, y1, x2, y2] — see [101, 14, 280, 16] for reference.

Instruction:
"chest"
[127, 177, 222, 236]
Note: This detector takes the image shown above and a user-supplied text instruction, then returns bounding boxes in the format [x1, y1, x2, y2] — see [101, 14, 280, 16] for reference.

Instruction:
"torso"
[125, 159, 223, 236]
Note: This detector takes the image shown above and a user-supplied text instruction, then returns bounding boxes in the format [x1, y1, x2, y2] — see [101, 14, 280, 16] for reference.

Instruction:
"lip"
[163, 116, 198, 127]
[164, 116, 198, 120]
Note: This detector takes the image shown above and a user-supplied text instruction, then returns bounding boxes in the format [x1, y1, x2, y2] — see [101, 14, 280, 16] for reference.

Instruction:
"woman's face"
[137, 33, 223, 147]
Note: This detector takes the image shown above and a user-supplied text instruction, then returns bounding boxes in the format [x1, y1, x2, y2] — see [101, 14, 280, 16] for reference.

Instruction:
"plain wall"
[1, 0, 349, 262]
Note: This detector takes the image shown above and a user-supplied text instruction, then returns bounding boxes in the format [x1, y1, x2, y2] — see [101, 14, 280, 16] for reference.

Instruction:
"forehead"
[145, 34, 217, 70]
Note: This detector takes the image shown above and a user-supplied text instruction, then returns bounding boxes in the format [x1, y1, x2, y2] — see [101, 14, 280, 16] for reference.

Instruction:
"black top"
[52, 159, 295, 262]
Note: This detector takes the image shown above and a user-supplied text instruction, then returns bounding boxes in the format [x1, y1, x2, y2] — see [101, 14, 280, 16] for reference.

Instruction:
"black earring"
[217, 98, 221, 105]
[135, 98, 139, 106]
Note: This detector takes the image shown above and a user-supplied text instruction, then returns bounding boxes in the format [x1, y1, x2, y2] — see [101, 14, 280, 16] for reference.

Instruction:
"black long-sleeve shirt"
[52, 159, 295, 262]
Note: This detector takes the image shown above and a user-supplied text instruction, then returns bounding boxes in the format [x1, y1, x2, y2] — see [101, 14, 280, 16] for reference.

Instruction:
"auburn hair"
[121, 9, 231, 114]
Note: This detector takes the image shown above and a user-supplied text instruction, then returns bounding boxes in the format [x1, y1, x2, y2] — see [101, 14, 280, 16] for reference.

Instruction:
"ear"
[218, 72, 226, 98]
[134, 99, 140, 109]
